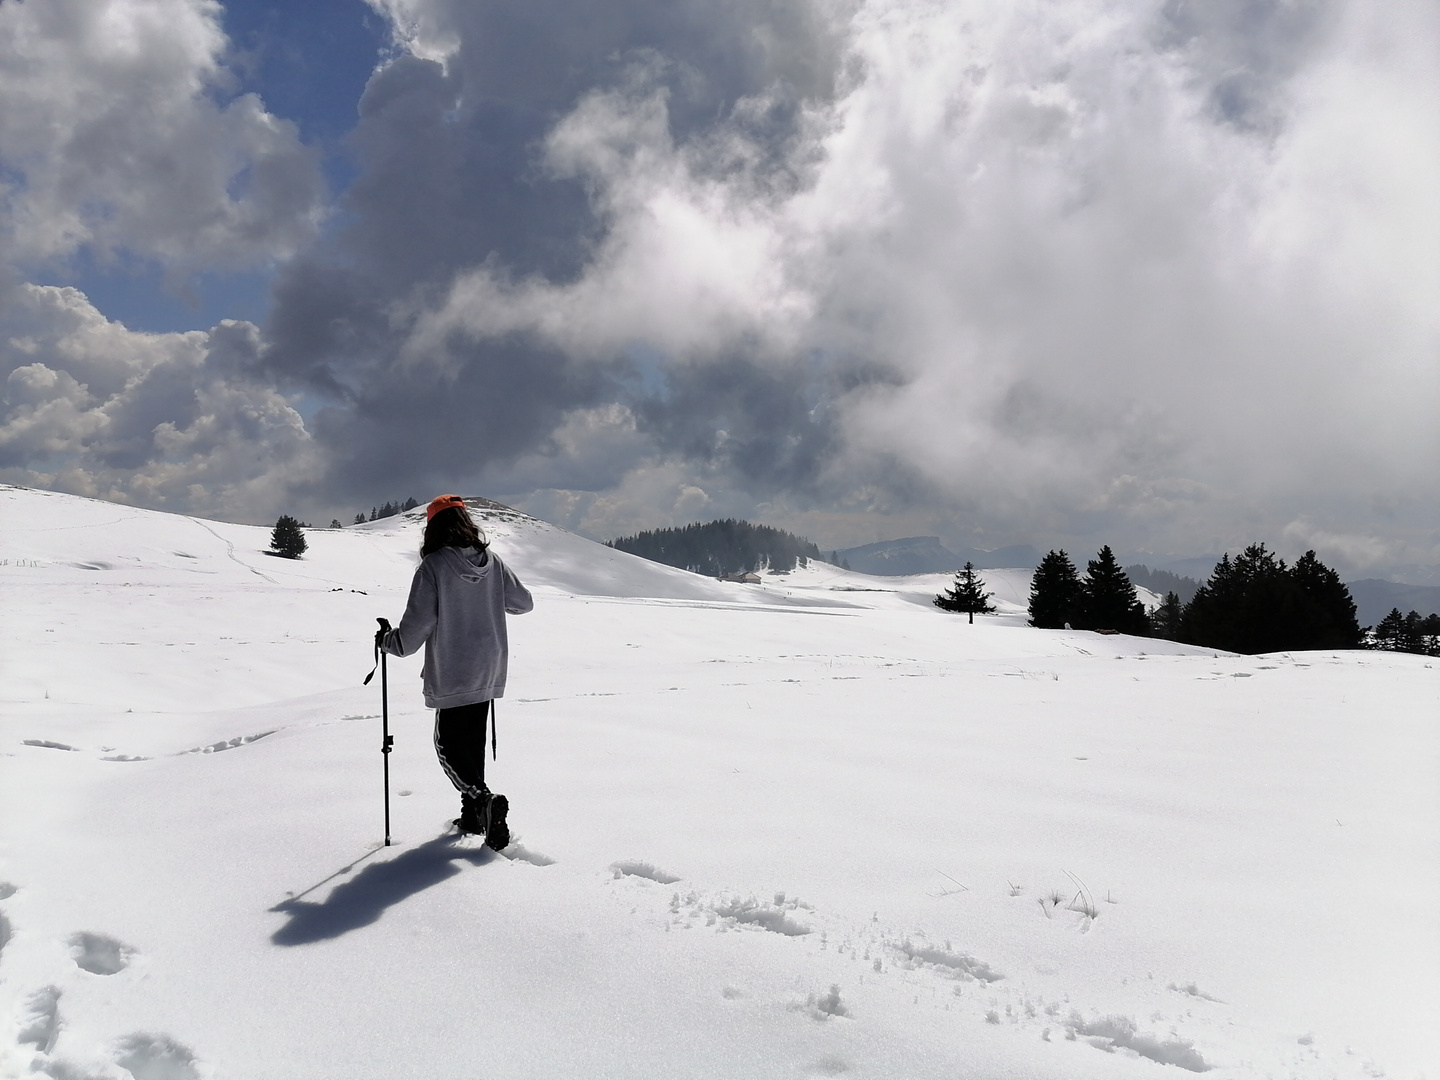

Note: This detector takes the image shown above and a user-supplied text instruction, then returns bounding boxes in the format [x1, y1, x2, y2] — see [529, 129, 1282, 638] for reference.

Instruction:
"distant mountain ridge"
[1345, 579, 1440, 628]
[834, 537, 1041, 576]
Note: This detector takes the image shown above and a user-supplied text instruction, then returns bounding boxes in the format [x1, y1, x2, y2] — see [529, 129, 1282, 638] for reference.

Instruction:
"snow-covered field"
[1, 484, 1436, 1080]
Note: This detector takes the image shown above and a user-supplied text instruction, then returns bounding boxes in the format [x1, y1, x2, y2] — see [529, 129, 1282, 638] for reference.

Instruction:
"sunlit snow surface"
[1, 484, 1436, 1080]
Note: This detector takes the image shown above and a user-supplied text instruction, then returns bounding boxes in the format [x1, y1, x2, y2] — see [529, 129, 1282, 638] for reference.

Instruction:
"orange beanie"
[426, 494, 467, 520]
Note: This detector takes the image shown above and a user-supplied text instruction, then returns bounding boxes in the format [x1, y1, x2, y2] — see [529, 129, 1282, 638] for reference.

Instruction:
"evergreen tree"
[1152, 591, 1184, 640]
[1028, 550, 1082, 629]
[270, 515, 307, 559]
[1289, 550, 1361, 649]
[330, 519, 343, 529]
[354, 513, 366, 525]
[1181, 545, 1288, 652]
[934, 561, 995, 624]
[402, 497, 419, 512]
[1078, 546, 1149, 634]
[1372, 608, 1407, 650]
[1372, 608, 1440, 655]
[1180, 544, 1358, 653]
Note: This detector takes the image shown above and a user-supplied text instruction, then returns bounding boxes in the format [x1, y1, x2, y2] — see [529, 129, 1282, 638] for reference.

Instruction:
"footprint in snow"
[18, 986, 62, 1054]
[115, 1032, 201, 1080]
[178, 730, 275, 755]
[69, 932, 134, 975]
[0, 883, 16, 965]
[610, 860, 682, 884]
[501, 842, 555, 867]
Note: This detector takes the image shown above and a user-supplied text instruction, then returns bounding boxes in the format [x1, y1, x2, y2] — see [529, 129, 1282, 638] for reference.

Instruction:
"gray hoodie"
[381, 546, 534, 708]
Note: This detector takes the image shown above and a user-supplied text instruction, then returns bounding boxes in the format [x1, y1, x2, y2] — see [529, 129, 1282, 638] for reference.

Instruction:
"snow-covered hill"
[1, 485, 1435, 1080]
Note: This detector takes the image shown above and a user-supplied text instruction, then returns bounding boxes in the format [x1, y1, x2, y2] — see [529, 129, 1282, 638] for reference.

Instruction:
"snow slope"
[1, 485, 1436, 1080]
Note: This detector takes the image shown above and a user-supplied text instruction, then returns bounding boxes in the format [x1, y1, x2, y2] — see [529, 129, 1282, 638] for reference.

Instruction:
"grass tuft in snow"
[801, 985, 849, 1020]
[1063, 871, 1099, 919]
[1168, 982, 1224, 1003]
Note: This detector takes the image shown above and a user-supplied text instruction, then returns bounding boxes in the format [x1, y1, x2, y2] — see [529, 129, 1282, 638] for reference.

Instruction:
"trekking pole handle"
[363, 618, 393, 686]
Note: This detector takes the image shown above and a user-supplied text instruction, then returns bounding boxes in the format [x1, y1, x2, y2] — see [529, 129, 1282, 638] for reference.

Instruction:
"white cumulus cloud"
[0, 0, 325, 272]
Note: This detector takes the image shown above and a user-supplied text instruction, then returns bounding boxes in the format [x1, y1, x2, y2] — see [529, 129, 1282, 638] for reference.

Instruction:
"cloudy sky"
[2, 0, 1437, 579]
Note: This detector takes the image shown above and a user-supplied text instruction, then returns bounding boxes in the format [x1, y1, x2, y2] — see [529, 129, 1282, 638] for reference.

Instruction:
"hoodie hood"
[440, 545, 491, 583]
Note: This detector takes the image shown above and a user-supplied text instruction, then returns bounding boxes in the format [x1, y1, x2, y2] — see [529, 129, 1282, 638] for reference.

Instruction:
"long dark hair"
[421, 505, 488, 557]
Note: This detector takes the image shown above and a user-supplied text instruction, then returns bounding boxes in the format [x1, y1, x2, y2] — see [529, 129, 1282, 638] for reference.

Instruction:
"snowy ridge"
[1, 485, 1436, 1079]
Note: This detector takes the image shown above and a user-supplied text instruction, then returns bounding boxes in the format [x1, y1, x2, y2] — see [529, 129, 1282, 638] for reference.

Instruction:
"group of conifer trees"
[352, 497, 419, 525]
[606, 520, 821, 576]
[1025, 546, 1152, 635]
[1369, 608, 1440, 656]
[1017, 543, 1362, 653]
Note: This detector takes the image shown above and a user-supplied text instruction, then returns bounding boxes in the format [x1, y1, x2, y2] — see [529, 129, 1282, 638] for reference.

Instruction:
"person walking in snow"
[378, 494, 533, 849]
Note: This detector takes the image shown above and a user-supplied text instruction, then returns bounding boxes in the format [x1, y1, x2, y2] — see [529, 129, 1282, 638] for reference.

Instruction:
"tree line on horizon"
[1370, 607, 1440, 655]
[606, 519, 821, 576]
[353, 497, 419, 525]
[933, 542, 1409, 655]
[1032, 543, 1366, 652]
[269, 506, 1438, 655]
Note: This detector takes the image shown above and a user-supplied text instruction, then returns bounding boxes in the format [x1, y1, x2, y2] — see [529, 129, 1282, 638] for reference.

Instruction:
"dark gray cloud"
[260, 0, 1439, 579]
[260, 0, 857, 508]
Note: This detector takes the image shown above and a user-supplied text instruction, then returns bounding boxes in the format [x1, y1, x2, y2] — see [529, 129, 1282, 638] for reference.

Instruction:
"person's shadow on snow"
[269, 833, 493, 945]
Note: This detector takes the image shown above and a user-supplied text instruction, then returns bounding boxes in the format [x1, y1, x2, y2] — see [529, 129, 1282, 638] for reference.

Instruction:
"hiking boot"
[455, 790, 488, 835]
[484, 793, 509, 851]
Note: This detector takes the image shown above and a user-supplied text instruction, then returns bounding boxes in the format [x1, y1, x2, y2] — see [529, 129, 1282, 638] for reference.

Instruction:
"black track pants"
[434, 700, 490, 801]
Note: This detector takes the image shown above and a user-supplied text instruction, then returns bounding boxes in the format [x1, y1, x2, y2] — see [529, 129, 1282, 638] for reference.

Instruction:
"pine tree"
[1078, 546, 1148, 634]
[1374, 608, 1437, 655]
[1152, 591, 1184, 640]
[330, 519, 343, 529]
[934, 561, 995, 624]
[1181, 545, 1287, 652]
[354, 512, 366, 525]
[1289, 550, 1361, 649]
[1180, 544, 1359, 653]
[1372, 608, 1405, 650]
[1028, 550, 1082, 629]
[270, 515, 308, 559]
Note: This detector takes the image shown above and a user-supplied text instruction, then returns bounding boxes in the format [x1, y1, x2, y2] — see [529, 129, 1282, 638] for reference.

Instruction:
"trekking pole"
[364, 618, 395, 846]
